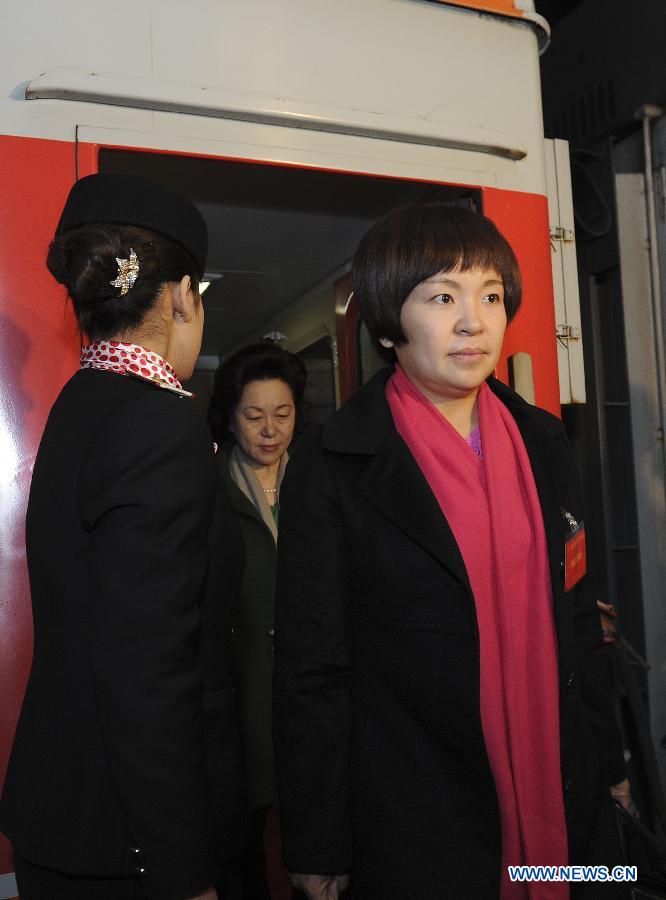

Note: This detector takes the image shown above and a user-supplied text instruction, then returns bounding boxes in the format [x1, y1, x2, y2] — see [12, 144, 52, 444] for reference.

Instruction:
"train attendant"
[208, 343, 307, 899]
[273, 203, 631, 899]
[0, 174, 245, 900]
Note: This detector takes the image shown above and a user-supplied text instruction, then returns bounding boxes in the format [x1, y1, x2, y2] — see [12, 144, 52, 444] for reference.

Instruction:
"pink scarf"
[386, 365, 568, 899]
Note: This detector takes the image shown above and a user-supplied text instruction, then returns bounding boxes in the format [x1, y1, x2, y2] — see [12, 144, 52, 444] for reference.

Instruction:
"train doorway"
[98, 147, 480, 421]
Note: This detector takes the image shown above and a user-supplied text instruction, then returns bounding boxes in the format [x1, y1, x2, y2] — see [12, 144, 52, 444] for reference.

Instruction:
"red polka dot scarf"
[80, 340, 193, 397]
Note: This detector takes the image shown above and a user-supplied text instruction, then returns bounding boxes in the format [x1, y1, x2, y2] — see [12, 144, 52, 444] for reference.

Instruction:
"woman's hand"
[185, 888, 218, 900]
[597, 599, 617, 643]
[290, 872, 350, 898]
[610, 777, 633, 811]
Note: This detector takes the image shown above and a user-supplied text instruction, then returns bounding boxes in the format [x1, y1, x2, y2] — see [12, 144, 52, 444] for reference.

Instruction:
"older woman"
[208, 343, 307, 898]
[273, 203, 630, 899]
[0, 174, 244, 900]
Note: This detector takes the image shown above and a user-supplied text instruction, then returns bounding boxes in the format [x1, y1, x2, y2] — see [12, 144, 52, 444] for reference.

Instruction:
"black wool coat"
[0, 368, 246, 900]
[273, 368, 628, 899]
[219, 454, 278, 810]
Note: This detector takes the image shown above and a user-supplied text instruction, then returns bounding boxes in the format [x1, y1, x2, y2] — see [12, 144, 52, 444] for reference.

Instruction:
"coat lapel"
[324, 369, 566, 595]
[219, 455, 271, 532]
[513, 419, 569, 641]
[514, 419, 564, 586]
[487, 378, 567, 614]
[323, 369, 471, 588]
[359, 429, 472, 588]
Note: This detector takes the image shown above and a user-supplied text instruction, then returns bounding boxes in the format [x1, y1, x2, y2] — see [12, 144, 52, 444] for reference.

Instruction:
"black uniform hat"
[55, 173, 208, 277]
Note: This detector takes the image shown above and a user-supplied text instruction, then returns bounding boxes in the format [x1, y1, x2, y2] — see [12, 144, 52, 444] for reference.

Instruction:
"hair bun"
[46, 221, 200, 341]
[46, 226, 119, 309]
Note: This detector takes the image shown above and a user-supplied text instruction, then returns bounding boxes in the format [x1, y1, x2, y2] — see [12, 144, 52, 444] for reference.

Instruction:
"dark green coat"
[220, 454, 277, 811]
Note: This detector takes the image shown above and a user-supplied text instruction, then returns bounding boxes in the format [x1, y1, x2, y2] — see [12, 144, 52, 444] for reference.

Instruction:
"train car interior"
[99, 149, 481, 424]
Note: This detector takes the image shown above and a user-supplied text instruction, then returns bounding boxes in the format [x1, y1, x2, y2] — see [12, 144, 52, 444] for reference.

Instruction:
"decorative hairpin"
[110, 248, 140, 296]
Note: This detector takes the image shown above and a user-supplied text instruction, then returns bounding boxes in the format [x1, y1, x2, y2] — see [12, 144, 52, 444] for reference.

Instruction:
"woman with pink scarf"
[273, 203, 630, 900]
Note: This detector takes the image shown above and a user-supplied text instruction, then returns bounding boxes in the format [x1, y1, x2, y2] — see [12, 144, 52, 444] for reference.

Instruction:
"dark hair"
[207, 343, 308, 445]
[352, 203, 522, 361]
[46, 224, 200, 340]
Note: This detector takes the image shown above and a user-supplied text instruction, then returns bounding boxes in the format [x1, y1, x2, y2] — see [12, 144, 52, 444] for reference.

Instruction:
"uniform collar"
[80, 340, 193, 398]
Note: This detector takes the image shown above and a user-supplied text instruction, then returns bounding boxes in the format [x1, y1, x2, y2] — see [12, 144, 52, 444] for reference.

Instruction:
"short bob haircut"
[352, 203, 522, 360]
[207, 342, 308, 445]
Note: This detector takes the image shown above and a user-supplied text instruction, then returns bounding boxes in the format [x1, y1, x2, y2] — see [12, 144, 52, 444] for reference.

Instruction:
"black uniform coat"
[219, 454, 277, 810]
[273, 368, 627, 899]
[0, 368, 246, 900]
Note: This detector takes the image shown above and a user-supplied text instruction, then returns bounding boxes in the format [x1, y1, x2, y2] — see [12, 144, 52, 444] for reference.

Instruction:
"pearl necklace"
[262, 487, 278, 493]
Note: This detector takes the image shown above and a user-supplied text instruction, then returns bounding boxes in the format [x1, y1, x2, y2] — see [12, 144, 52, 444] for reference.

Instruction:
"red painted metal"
[428, 0, 526, 18]
[76, 140, 100, 178]
[484, 187, 560, 416]
[0, 135, 80, 877]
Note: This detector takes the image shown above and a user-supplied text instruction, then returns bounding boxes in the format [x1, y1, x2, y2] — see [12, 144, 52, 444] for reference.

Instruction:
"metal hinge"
[550, 226, 575, 243]
[556, 324, 581, 341]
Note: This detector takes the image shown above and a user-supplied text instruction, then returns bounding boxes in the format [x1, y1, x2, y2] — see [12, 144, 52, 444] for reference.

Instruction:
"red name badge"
[564, 525, 586, 591]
